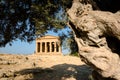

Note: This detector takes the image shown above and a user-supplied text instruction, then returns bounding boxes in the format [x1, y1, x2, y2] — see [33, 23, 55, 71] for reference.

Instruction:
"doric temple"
[35, 35, 62, 55]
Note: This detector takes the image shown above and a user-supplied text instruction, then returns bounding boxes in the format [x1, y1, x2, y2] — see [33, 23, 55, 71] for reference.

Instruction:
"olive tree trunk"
[67, 0, 120, 80]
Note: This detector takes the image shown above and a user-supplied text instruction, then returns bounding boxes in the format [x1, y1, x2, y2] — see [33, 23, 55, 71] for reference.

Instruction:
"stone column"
[56, 42, 59, 53]
[51, 42, 54, 52]
[40, 42, 42, 53]
[45, 42, 47, 53]
[47, 42, 49, 53]
[59, 42, 61, 53]
[54, 42, 56, 53]
[50, 42, 52, 53]
[37, 42, 40, 53]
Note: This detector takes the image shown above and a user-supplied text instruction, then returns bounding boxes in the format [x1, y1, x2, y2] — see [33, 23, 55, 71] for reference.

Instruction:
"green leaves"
[0, 0, 72, 47]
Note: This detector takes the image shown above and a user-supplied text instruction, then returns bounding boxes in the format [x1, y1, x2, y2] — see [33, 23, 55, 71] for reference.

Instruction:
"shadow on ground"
[15, 64, 92, 80]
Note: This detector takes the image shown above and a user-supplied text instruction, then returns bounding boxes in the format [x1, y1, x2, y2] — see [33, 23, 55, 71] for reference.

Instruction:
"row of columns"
[36, 41, 61, 53]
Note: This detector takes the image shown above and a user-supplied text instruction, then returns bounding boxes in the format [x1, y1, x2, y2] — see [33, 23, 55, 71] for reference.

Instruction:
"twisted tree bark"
[67, 0, 120, 80]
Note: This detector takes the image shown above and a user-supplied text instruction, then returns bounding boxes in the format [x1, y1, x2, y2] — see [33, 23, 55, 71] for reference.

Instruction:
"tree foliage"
[0, 0, 72, 47]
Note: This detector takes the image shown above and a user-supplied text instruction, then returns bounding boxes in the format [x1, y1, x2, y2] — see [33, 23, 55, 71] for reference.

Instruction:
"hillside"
[0, 54, 92, 80]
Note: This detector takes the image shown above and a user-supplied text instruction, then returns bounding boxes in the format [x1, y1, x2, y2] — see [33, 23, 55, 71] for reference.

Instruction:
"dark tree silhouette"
[0, 0, 72, 47]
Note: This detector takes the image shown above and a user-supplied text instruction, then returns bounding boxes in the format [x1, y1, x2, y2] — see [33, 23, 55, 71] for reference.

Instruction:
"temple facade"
[35, 35, 62, 55]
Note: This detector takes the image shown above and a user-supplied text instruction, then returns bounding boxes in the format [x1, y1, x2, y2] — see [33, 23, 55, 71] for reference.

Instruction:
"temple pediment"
[37, 35, 59, 40]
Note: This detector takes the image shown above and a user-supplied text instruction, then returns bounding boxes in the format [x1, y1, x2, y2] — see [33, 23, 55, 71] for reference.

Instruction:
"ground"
[0, 53, 92, 80]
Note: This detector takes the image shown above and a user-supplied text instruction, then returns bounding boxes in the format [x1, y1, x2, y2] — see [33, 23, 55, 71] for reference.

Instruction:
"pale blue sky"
[0, 28, 71, 55]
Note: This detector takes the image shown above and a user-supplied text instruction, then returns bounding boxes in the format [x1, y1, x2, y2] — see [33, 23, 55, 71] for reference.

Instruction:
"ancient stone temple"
[35, 35, 62, 55]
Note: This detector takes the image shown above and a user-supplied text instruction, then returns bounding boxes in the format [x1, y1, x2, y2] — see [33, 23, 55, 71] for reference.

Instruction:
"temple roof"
[36, 35, 60, 40]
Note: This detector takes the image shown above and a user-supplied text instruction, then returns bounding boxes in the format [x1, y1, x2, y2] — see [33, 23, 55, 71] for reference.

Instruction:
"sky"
[0, 28, 71, 55]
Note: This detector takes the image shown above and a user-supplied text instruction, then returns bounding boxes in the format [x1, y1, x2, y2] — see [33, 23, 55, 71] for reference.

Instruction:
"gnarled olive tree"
[67, 0, 120, 79]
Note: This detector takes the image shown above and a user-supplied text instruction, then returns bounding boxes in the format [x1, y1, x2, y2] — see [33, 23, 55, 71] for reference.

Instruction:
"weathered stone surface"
[67, 0, 120, 80]
[79, 47, 120, 79]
